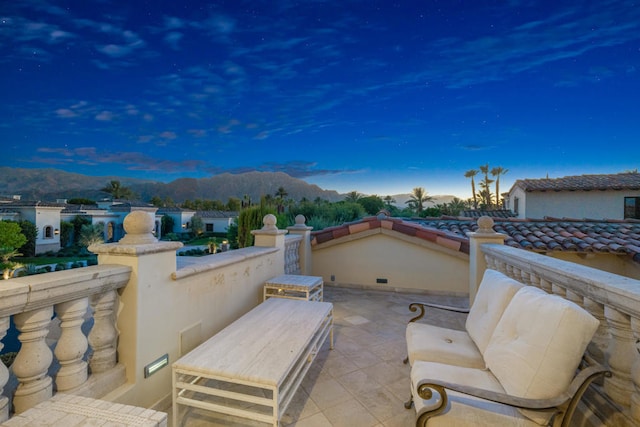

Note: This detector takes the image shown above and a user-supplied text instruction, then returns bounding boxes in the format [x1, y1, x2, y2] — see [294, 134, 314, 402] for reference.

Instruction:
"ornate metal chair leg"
[404, 395, 414, 409]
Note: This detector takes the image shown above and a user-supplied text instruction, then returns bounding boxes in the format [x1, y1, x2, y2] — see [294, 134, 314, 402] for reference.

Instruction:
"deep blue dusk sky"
[1, 0, 639, 198]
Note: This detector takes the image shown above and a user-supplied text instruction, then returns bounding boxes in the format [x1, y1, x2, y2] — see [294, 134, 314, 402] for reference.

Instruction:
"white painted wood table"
[263, 274, 324, 301]
[172, 298, 333, 427]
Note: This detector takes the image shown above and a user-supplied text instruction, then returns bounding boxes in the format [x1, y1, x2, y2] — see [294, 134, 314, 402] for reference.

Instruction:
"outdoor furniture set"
[172, 275, 330, 427]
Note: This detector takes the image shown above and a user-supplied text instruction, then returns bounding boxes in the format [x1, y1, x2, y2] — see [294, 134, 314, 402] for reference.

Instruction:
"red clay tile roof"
[310, 215, 470, 254]
[514, 172, 640, 192]
[461, 209, 516, 218]
[310, 214, 640, 264]
[416, 217, 640, 263]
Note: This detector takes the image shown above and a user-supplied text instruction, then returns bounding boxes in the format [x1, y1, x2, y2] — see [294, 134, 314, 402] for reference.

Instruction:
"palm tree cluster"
[464, 165, 508, 209]
[405, 187, 433, 216]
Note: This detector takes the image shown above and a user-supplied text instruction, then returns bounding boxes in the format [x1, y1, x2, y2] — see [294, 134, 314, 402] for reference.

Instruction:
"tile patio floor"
[167, 285, 468, 427]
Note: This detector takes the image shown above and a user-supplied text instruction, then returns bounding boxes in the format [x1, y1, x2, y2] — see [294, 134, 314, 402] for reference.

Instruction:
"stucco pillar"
[287, 214, 313, 275]
[89, 211, 182, 408]
[252, 214, 288, 249]
[466, 216, 506, 305]
[252, 214, 288, 275]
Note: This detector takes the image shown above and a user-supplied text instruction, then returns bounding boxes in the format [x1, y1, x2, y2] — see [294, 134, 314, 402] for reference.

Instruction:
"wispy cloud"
[34, 146, 206, 173]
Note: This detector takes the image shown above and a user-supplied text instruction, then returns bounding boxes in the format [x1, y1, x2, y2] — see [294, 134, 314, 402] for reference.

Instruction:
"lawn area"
[15, 256, 96, 266]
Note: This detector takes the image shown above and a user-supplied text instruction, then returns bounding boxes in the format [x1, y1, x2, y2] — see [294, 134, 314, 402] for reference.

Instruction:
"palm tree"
[344, 191, 362, 203]
[383, 195, 396, 209]
[491, 167, 509, 209]
[101, 180, 135, 200]
[447, 197, 467, 216]
[241, 194, 252, 209]
[464, 169, 479, 209]
[274, 187, 288, 214]
[478, 164, 494, 208]
[406, 187, 433, 216]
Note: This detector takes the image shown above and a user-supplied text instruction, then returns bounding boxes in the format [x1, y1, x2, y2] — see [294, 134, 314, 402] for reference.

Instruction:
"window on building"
[44, 225, 53, 239]
[206, 224, 214, 233]
[513, 197, 519, 215]
[624, 197, 640, 219]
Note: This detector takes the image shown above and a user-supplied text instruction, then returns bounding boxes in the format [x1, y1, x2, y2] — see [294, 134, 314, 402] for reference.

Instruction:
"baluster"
[551, 283, 566, 298]
[529, 273, 541, 290]
[539, 277, 552, 293]
[565, 289, 582, 306]
[0, 317, 10, 421]
[583, 298, 608, 367]
[604, 306, 634, 407]
[88, 290, 118, 372]
[54, 298, 89, 391]
[630, 317, 640, 424]
[505, 264, 514, 278]
[12, 307, 53, 414]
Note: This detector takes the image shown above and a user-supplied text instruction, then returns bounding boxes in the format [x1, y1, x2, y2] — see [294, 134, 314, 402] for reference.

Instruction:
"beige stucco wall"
[511, 189, 640, 220]
[95, 244, 283, 410]
[311, 230, 469, 295]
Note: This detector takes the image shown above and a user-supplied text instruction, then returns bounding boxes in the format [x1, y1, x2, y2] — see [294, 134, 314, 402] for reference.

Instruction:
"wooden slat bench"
[172, 298, 333, 427]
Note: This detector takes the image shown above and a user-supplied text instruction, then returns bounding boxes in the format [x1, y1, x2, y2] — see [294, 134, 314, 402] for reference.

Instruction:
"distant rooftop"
[417, 216, 640, 263]
[310, 214, 640, 264]
[513, 172, 640, 192]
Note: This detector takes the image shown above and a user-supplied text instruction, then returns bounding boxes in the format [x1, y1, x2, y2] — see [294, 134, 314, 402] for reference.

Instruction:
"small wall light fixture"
[144, 353, 169, 378]
[54, 229, 60, 235]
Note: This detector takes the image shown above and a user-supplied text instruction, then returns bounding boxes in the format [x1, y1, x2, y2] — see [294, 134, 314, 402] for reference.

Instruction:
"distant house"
[504, 172, 640, 220]
[1, 199, 160, 253]
[0, 201, 66, 254]
[62, 200, 159, 243]
[156, 207, 196, 234]
[197, 210, 238, 234]
[156, 208, 238, 234]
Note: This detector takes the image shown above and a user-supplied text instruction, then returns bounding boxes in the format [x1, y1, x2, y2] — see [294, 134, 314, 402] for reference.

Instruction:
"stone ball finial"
[295, 214, 306, 226]
[476, 216, 495, 233]
[376, 209, 391, 219]
[119, 211, 158, 244]
[262, 214, 278, 231]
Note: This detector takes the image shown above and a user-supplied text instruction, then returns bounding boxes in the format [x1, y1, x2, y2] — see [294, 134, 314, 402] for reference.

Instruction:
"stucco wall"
[95, 244, 283, 409]
[517, 190, 640, 220]
[311, 231, 469, 295]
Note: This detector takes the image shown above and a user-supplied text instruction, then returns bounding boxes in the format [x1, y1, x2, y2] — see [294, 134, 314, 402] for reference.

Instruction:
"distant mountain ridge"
[0, 167, 343, 203]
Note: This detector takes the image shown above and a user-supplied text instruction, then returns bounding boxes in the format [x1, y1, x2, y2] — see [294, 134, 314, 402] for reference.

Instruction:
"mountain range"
[0, 167, 455, 207]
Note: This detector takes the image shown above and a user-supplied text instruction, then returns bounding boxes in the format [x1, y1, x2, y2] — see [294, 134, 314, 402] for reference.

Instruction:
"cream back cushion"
[465, 269, 524, 355]
[484, 286, 598, 422]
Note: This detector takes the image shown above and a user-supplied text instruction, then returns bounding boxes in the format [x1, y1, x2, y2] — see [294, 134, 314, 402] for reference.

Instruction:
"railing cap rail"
[482, 243, 640, 318]
[1, 265, 132, 316]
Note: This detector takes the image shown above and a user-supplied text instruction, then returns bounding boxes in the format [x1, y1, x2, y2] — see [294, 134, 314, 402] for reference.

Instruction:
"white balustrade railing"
[0, 264, 131, 420]
[284, 234, 303, 274]
[481, 243, 638, 426]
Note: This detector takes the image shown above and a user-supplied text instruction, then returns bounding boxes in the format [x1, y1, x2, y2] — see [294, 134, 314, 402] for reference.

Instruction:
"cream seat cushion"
[484, 286, 599, 424]
[411, 361, 540, 427]
[406, 323, 484, 368]
[406, 269, 523, 368]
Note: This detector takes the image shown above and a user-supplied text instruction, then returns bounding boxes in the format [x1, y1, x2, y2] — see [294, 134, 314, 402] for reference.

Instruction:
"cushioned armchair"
[405, 269, 524, 368]
[409, 286, 609, 427]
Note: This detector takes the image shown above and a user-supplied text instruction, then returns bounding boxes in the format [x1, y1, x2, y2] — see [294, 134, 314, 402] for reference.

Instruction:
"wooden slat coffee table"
[263, 274, 324, 301]
[172, 298, 333, 427]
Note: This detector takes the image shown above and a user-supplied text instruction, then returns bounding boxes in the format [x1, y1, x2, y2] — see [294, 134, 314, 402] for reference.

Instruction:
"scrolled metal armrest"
[408, 302, 470, 323]
[416, 363, 611, 414]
